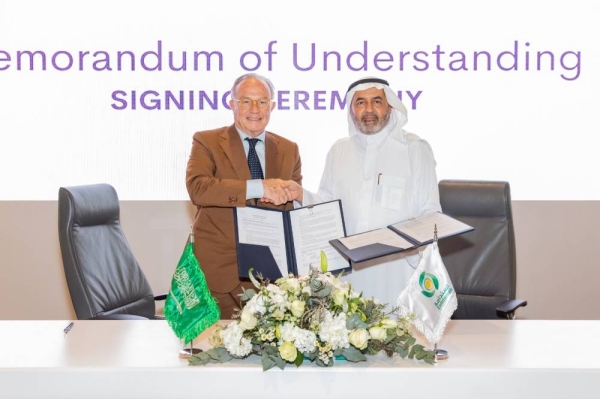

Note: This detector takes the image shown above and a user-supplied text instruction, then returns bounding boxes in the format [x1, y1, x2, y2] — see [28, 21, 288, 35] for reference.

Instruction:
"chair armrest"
[153, 294, 168, 319]
[496, 299, 528, 319]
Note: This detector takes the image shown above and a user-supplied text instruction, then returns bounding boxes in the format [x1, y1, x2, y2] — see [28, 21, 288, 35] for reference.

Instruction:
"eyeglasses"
[232, 97, 272, 110]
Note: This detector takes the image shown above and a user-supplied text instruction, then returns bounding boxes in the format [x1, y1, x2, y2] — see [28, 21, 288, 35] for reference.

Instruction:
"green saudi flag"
[164, 238, 220, 344]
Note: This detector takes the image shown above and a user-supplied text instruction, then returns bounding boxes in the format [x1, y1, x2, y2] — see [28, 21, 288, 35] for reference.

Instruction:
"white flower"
[279, 276, 301, 294]
[316, 272, 333, 286]
[292, 327, 316, 353]
[266, 284, 285, 296]
[381, 318, 397, 329]
[348, 328, 370, 350]
[279, 322, 296, 342]
[264, 285, 287, 311]
[278, 323, 317, 354]
[290, 300, 305, 317]
[332, 288, 347, 306]
[368, 326, 387, 341]
[330, 277, 351, 292]
[318, 311, 349, 351]
[238, 308, 258, 331]
[221, 322, 252, 357]
[244, 293, 266, 315]
[272, 308, 285, 320]
[279, 341, 297, 362]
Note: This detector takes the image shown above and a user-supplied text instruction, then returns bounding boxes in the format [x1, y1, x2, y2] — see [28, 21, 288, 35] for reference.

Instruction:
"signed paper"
[389, 212, 473, 244]
[236, 207, 288, 277]
[338, 228, 414, 251]
[288, 201, 348, 276]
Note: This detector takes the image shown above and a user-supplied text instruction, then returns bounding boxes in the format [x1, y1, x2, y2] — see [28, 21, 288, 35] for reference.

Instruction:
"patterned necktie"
[245, 138, 264, 180]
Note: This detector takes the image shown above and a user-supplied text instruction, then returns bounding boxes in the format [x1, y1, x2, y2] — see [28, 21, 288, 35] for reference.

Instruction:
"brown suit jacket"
[186, 125, 302, 293]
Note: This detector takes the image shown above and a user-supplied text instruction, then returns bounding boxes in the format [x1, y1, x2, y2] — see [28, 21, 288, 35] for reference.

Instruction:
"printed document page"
[390, 212, 473, 244]
[236, 207, 288, 276]
[288, 201, 348, 276]
[338, 228, 414, 251]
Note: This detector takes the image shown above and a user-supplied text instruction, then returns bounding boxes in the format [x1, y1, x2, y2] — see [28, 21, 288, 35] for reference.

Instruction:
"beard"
[353, 108, 392, 135]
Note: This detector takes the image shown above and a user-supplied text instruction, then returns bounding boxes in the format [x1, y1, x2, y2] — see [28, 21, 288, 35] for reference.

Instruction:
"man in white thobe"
[285, 76, 441, 308]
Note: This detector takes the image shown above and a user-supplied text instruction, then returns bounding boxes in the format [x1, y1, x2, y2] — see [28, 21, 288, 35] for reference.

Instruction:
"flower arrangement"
[189, 263, 435, 370]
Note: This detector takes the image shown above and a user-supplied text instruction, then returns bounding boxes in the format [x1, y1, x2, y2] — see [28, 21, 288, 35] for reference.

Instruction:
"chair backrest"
[438, 180, 517, 319]
[58, 183, 156, 320]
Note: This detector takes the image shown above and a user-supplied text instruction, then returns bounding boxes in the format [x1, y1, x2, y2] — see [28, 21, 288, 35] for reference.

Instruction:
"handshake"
[260, 179, 303, 205]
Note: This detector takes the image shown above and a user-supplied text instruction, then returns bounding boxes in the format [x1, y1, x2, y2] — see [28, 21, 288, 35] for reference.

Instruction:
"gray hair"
[231, 73, 276, 99]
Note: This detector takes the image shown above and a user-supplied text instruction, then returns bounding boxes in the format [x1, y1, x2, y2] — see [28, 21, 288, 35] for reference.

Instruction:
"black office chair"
[438, 180, 527, 319]
[58, 183, 166, 320]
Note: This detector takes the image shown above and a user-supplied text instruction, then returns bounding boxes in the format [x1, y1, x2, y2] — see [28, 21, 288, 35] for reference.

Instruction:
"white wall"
[1, 1, 598, 202]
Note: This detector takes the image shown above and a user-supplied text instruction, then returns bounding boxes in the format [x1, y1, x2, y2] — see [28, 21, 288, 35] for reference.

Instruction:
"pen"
[64, 322, 74, 334]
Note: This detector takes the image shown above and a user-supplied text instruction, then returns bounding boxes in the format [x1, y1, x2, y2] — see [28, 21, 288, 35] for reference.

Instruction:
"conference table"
[1, 319, 599, 399]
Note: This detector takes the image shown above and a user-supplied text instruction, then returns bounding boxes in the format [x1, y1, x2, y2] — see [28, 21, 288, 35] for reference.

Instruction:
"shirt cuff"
[246, 179, 264, 199]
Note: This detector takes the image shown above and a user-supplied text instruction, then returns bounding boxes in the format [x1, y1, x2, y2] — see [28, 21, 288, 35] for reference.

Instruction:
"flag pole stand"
[433, 343, 449, 361]
[179, 340, 202, 358]
[432, 224, 448, 361]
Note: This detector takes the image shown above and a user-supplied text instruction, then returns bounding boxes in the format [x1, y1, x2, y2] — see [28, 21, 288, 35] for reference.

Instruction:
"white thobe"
[303, 127, 441, 309]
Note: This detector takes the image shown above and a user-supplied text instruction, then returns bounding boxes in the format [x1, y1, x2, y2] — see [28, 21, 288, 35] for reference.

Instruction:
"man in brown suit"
[186, 73, 302, 319]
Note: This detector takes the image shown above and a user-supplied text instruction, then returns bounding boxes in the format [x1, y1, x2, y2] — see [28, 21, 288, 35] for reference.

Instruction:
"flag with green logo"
[397, 242, 457, 344]
[164, 233, 220, 344]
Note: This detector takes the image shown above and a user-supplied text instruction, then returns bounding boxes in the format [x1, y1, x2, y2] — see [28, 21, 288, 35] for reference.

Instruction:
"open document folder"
[234, 200, 351, 281]
[329, 211, 474, 263]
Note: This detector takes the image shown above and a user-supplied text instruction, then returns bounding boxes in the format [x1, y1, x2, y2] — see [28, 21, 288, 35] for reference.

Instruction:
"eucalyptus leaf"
[210, 347, 232, 363]
[275, 354, 286, 370]
[315, 356, 335, 368]
[424, 353, 436, 365]
[407, 344, 426, 360]
[263, 345, 278, 356]
[412, 344, 425, 352]
[239, 287, 257, 302]
[262, 352, 276, 371]
[383, 329, 397, 344]
[341, 346, 367, 362]
[365, 344, 379, 356]
[396, 346, 409, 358]
[305, 350, 318, 361]
[346, 313, 368, 330]
[188, 352, 210, 366]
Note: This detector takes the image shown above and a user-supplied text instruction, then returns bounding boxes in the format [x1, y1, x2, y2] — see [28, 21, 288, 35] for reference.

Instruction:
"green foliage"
[346, 313, 368, 330]
[239, 287, 256, 303]
[294, 352, 304, 367]
[340, 346, 367, 362]
[188, 347, 232, 365]
[261, 351, 277, 371]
